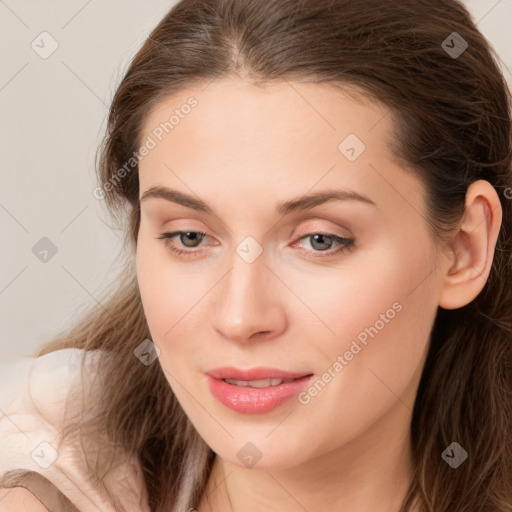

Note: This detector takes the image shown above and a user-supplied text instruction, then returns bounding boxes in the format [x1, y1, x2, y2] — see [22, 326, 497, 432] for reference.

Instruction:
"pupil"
[181, 232, 203, 247]
[311, 234, 332, 251]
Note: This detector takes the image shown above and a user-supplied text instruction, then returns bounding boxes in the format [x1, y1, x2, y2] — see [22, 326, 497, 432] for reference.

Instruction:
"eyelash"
[155, 230, 355, 260]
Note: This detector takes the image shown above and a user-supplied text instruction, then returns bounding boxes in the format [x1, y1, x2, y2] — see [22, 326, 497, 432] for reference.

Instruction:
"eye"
[156, 230, 355, 260]
[155, 231, 210, 258]
[293, 232, 355, 259]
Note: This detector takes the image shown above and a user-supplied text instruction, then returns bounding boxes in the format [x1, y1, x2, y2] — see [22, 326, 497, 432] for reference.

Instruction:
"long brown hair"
[36, 0, 512, 510]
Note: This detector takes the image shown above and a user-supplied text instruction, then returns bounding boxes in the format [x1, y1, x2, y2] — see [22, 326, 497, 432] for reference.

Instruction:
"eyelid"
[293, 222, 352, 240]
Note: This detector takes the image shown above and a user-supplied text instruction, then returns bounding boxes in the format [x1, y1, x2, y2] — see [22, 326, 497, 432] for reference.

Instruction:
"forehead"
[140, 78, 395, 162]
[137, 78, 425, 224]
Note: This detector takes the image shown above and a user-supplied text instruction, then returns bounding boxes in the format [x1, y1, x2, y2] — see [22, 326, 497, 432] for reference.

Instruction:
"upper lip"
[206, 367, 313, 380]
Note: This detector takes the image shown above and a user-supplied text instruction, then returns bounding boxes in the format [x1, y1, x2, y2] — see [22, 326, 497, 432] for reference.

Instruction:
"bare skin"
[135, 77, 502, 512]
[0, 487, 49, 512]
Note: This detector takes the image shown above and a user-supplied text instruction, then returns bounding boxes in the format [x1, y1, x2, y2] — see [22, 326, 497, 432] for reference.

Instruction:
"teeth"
[224, 378, 296, 388]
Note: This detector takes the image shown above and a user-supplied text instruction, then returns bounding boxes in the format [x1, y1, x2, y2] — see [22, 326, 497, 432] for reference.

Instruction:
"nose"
[212, 251, 287, 344]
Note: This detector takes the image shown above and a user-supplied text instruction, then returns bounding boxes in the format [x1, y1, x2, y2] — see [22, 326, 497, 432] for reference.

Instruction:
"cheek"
[285, 243, 438, 453]
[290, 248, 431, 344]
[135, 238, 211, 355]
[136, 243, 167, 334]
[311, 241, 437, 403]
[135, 250, 201, 394]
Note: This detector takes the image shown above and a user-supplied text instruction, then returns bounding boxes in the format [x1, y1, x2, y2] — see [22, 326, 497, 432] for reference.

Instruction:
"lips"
[205, 366, 315, 414]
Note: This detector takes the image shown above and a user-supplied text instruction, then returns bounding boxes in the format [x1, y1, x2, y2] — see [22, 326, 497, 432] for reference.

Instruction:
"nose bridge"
[213, 246, 285, 342]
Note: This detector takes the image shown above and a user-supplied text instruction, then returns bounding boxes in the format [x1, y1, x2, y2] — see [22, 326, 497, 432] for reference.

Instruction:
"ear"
[438, 179, 503, 310]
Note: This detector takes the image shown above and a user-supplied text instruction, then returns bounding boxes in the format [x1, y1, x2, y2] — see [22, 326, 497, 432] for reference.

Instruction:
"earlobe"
[438, 180, 502, 310]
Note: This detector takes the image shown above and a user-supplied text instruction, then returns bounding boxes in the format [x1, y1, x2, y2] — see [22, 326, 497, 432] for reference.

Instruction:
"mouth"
[206, 366, 312, 381]
[222, 377, 301, 388]
[205, 368, 315, 414]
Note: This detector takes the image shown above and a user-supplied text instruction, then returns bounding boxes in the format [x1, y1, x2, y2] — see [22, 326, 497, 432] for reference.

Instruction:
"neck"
[197, 397, 418, 512]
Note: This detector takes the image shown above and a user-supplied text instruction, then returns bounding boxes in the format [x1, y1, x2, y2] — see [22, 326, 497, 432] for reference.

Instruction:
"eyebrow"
[140, 185, 376, 216]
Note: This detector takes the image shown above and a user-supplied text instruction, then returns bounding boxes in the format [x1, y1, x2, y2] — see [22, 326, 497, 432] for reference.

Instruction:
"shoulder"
[27, 348, 104, 425]
[0, 348, 103, 406]
[0, 348, 105, 476]
[0, 487, 49, 511]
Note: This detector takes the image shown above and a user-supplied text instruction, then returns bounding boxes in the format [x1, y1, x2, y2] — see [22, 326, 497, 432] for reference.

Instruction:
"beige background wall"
[1, 1, 511, 360]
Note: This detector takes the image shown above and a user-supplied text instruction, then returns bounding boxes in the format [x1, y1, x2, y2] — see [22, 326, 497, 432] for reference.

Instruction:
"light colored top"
[0, 348, 151, 512]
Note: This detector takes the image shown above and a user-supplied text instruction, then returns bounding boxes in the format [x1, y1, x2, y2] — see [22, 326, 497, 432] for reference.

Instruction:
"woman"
[1, 0, 511, 510]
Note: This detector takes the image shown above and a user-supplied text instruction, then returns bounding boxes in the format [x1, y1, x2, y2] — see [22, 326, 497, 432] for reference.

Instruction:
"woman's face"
[136, 78, 448, 469]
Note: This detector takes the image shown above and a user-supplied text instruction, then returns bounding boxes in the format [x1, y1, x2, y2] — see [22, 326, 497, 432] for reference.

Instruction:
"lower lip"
[206, 375, 314, 414]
